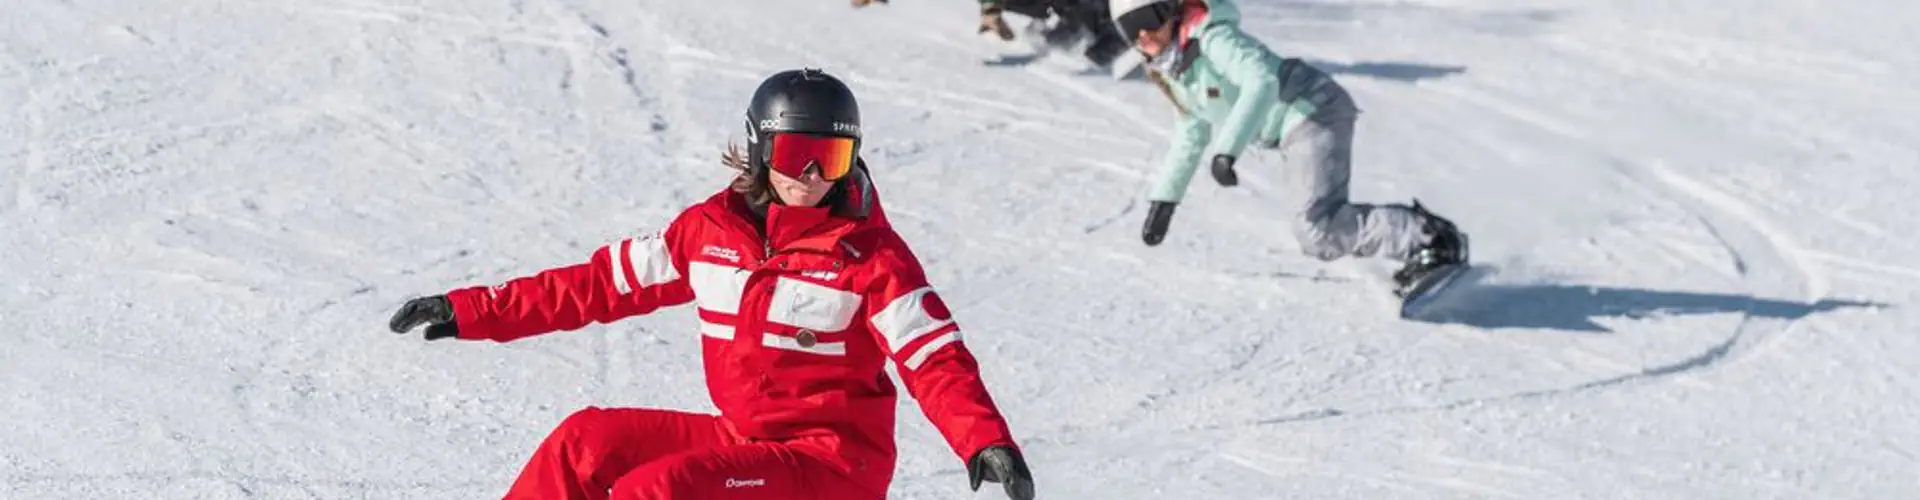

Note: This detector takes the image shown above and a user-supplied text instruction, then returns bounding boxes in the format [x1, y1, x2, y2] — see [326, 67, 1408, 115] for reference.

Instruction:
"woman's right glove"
[388, 295, 460, 340]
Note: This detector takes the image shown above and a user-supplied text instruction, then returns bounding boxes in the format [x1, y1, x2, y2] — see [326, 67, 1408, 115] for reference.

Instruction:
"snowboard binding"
[1393, 199, 1469, 299]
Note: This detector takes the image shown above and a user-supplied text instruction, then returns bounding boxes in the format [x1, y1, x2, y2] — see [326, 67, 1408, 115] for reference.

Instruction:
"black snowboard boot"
[1082, 32, 1129, 67]
[1392, 199, 1468, 294]
[1038, 18, 1087, 51]
[1050, 0, 1128, 68]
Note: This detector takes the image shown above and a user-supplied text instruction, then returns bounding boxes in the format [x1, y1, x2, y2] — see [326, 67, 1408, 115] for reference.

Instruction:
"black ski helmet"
[740, 68, 874, 217]
[742, 68, 862, 175]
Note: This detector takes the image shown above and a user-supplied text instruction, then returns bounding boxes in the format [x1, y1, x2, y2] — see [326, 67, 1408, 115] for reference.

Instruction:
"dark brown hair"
[1146, 68, 1189, 118]
[722, 142, 776, 207]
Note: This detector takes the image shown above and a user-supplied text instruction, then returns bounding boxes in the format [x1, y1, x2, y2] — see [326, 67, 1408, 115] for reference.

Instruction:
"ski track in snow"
[19, 85, 48, 213]
[5, 0, 1917, 498]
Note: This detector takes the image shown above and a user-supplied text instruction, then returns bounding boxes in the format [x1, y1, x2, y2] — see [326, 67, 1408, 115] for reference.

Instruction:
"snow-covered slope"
[4, 0, 1915, 498]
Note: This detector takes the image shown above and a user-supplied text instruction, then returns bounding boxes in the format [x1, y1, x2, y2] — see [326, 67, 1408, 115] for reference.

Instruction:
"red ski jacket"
[443, 186, 1019, 494]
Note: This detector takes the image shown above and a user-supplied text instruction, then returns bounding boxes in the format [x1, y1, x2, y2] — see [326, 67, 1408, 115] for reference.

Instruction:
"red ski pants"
[501, 407, 871, 500]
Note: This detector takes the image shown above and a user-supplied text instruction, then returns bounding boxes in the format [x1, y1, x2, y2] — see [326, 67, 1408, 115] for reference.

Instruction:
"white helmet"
[1109, 0, 1179, 39]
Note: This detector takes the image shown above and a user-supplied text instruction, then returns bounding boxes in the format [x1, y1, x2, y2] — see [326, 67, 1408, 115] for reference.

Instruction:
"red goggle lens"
[768, 133, 855, 181]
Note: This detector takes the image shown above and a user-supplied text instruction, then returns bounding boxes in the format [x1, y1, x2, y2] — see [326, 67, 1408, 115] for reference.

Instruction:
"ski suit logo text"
[725, 478, 766, 488]
[703, 245, 741, 263]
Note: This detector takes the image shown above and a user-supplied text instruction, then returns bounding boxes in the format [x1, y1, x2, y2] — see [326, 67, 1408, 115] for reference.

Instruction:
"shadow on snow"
[1408, 266, 1889, 332]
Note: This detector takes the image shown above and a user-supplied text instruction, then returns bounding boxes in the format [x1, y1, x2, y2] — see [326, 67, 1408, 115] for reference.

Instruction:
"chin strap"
[826, 158, 874, 219]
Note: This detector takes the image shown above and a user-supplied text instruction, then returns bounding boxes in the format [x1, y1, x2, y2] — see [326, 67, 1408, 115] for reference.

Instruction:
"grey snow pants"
[1267, 82, 1430, 262]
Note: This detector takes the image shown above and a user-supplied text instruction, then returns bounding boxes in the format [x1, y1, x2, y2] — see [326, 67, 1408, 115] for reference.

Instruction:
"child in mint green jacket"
[1110, 0, 1467, 291]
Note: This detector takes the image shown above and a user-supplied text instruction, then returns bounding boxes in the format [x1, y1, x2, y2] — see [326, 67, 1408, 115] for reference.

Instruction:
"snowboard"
[1395, 261, 1471, 319]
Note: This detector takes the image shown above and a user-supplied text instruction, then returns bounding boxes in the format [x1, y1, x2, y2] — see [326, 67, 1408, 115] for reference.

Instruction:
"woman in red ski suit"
[387, 69, 1036, 500]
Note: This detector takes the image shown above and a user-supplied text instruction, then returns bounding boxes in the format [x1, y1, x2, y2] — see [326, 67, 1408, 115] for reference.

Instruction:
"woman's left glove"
[968, 445, 1035, 500]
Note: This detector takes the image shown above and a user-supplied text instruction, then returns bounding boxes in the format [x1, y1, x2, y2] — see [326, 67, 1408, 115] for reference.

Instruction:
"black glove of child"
[1211, 154, 1239, 186]
[1142, 200, 1177, 246]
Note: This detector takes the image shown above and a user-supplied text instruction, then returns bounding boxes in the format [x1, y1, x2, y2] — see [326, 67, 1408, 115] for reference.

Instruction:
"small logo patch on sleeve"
[920, 292, 951, 321]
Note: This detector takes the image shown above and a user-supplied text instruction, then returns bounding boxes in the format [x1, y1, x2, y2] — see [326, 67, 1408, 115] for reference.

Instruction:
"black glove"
[1142, 200, 1176, 246]
[968, 445, 1035, 500]
[388, 295, 460, 340]
[1210, 154, 1239, 186]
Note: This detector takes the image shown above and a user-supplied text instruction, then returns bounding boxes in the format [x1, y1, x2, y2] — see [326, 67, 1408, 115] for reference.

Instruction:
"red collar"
[711, 190, 863, 256]
[1176, 1, 1209, 50]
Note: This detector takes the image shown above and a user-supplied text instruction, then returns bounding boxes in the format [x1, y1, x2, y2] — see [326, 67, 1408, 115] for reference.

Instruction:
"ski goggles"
[1114, 2, 1179, 42]
[768, 133, 856, 181]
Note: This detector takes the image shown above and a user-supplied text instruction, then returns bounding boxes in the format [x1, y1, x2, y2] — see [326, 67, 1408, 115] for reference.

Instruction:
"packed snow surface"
[3, 0, 1916, 498]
